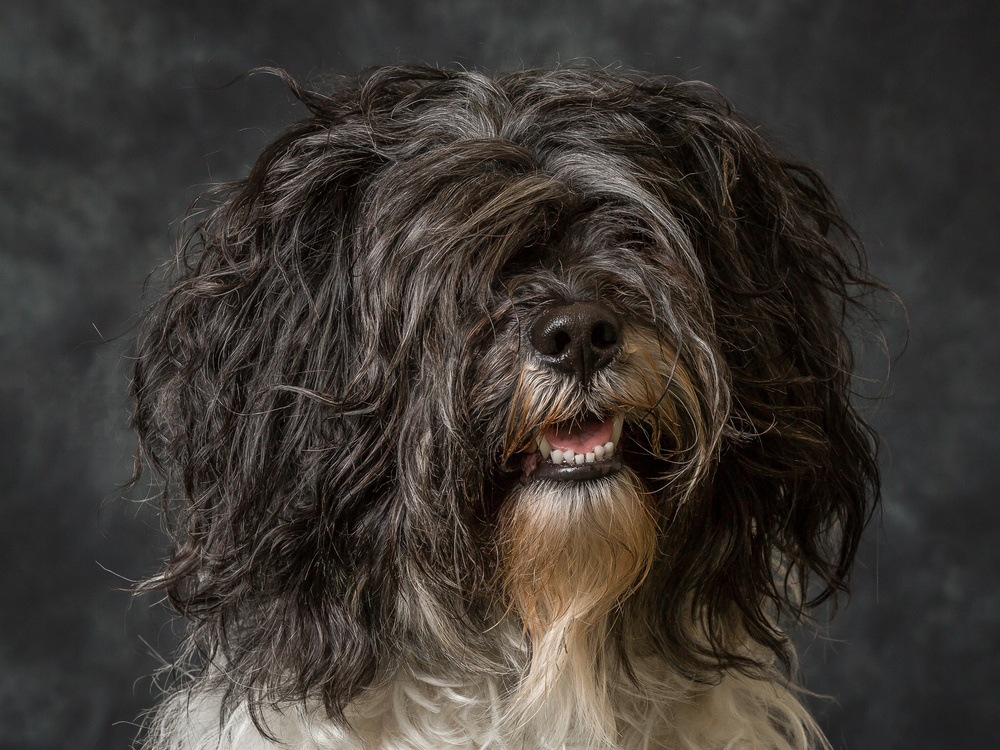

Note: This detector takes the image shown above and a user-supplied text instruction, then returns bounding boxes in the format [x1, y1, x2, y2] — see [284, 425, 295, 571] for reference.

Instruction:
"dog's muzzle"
[519, 301, 625, 482]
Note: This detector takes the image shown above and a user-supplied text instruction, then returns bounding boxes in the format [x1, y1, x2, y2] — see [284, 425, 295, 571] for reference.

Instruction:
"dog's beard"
[487, 323, 720, 744]
[499, 468, 657, 746]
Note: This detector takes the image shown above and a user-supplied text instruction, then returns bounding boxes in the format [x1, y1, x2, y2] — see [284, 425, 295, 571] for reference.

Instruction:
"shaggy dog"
[132, 66, 879, 749]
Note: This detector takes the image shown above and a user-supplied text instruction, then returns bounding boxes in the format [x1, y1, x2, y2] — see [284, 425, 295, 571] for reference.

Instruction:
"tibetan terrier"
[132, 65, 879, 749]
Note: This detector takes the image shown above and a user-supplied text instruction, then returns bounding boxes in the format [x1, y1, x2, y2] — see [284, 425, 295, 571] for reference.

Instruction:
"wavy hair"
[132, 65, 880, 739]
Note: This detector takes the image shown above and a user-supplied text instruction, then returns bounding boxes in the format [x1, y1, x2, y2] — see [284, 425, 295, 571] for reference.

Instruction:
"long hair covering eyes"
[131, 65, 880, 721]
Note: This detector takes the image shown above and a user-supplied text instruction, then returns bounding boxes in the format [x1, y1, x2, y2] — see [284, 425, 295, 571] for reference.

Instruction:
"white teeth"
[536, 435, 552, 460]
[611, 415, 623, 446]
[544, 443, 614, 465]
[540, 416, 624, 467]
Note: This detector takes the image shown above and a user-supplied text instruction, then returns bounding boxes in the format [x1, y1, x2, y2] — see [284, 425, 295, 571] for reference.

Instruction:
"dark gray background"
[2, 1, 997, 748]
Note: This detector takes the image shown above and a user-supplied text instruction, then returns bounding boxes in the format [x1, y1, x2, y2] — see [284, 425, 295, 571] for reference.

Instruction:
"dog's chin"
[499, 460, 657, 740]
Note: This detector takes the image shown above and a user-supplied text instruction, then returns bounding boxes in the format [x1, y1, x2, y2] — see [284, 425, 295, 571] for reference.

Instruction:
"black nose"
[528, 302, 621, 382]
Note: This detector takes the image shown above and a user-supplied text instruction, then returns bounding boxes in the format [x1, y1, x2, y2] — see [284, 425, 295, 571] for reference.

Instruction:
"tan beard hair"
[499, 467, 658, 746]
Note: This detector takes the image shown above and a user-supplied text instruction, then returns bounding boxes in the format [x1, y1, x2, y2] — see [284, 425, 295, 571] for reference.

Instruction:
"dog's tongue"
[545, 416, 615, 454]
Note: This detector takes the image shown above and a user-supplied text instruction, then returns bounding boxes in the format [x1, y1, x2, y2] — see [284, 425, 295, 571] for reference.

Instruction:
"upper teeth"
[537, 435, 553, 459]
[535, 415, 623, 465]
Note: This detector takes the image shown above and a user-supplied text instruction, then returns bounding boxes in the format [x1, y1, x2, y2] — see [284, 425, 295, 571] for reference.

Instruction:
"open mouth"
[522, 414, 624, 482]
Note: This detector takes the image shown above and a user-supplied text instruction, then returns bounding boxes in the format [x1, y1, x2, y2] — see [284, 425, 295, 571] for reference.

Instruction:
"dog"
[131, 65, 879, 749]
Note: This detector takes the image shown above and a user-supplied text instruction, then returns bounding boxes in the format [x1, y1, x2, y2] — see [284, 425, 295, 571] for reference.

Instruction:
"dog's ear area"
[716, 152, 879, 593]
[130, 89, 418, 719]
[631, 96, 881, 672]
[708, 138, 880, 657]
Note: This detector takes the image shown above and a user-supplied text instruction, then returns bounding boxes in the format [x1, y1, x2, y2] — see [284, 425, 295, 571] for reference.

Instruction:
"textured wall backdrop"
[1, 1, 997, 748]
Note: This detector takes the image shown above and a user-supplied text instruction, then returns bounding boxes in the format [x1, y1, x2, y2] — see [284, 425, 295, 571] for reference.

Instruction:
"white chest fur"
[144, 657, 826, 750]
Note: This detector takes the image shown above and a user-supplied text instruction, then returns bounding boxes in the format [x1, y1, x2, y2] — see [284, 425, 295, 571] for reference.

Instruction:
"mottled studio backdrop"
[1, 1, 997, 748]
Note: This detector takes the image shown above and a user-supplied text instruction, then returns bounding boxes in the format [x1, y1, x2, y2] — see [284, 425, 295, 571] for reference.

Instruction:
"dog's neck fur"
[144, 629, 826, 750]
[144, 475, 829, 749]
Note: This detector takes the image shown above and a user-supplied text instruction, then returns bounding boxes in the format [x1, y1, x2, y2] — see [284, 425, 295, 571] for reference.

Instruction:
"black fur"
[132, 65, 880, 722]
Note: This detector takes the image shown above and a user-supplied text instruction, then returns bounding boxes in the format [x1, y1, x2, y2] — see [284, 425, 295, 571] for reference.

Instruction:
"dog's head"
[133, 66, 879, 725]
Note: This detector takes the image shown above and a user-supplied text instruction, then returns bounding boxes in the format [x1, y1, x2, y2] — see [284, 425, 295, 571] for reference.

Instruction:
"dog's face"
[133, 67, 878, 725]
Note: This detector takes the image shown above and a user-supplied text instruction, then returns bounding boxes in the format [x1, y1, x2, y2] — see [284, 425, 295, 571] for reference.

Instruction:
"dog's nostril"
[529, 302, 621, 382]
[591, 320, 619, 349]
[530, 325, 571, 357]
[550, 330, 572, 355]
